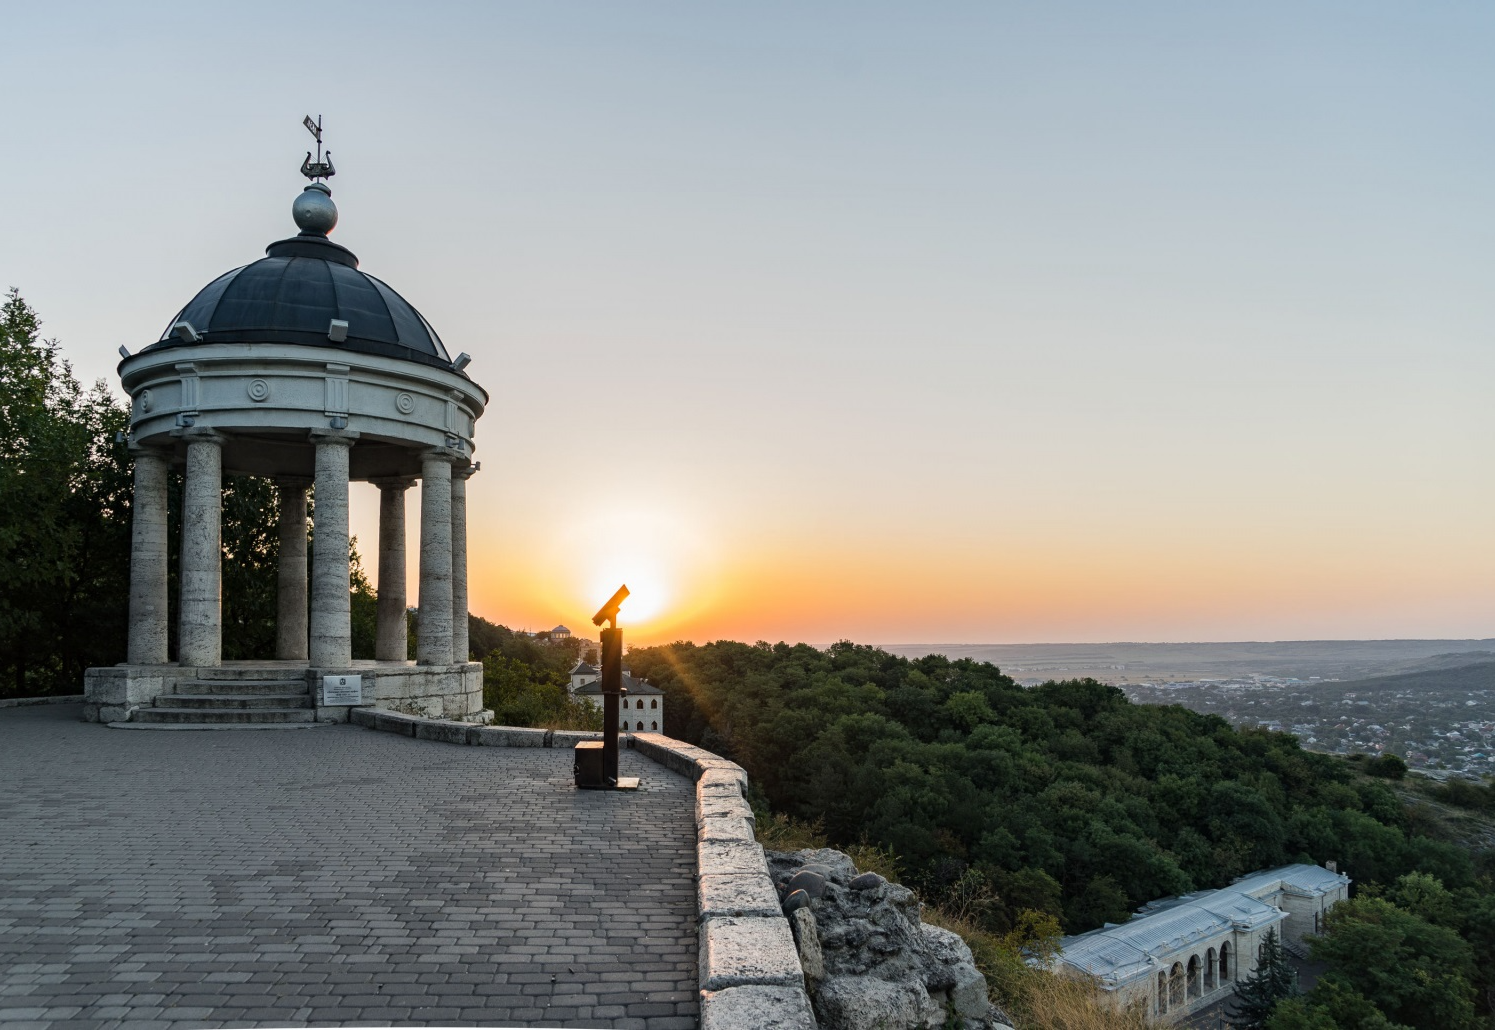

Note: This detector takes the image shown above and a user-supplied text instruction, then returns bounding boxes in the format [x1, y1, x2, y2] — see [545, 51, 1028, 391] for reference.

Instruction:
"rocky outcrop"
[766, 848, 1015, 1030]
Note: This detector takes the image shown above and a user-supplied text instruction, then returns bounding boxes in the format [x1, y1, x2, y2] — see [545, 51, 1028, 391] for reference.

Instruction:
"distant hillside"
[1371, 650, 1495, 677]
[880, 639, 1495, 685]
[1307, 659, 1495, 696]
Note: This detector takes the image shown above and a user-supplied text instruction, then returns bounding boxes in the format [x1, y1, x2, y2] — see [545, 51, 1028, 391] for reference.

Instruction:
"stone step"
[175, 679, 309, 696]
[107, 722, 328, 731]
[132, 707, 317, 725]
[186, 667, 309, 683]
[155, 693, 312, 710]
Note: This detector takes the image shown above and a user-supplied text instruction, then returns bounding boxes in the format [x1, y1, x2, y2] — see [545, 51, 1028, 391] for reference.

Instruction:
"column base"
[331, 661, 484, 724]
[83, 661, 485, 727]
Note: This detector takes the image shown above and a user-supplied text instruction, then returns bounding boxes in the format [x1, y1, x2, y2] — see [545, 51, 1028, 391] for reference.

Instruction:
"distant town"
[888, 640, 1495, 780]
[1116, 674, 1494, 779]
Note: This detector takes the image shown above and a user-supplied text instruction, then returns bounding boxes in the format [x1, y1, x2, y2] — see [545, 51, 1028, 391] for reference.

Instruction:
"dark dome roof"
[150, 234, 452, 369]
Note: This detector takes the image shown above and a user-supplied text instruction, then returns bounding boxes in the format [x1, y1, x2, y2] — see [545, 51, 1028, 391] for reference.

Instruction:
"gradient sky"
[3, 2, 1492, 645]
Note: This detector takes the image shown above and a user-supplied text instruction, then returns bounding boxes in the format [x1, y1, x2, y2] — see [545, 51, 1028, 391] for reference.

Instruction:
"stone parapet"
[701, 984, 818, 1030]
[625, 733, 817, 1029]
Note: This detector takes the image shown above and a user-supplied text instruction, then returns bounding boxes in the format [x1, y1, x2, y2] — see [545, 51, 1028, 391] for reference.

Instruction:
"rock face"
[766, 848, 1012, 1030]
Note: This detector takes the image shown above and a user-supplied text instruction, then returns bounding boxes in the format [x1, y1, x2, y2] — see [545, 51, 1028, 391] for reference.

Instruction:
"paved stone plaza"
[0, 705, 699, 1029]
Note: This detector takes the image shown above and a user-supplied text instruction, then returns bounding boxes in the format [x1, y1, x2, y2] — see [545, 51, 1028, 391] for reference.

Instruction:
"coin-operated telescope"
[575, 585, 640, 790]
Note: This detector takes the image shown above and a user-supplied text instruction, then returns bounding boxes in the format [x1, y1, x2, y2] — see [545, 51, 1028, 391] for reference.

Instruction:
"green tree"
[481, 651, 600, 730]
[349, 539, 377, 660]
[0, 289, 131, 695]
[1365, 754, 1408, 780]
[1228, 929, 1298, 1029]
[220, 477, 283, 660]
[1386, 872, 1457, 928]
[1308, 895, 1476, 1030]
[1267, 982, 1411, 1030]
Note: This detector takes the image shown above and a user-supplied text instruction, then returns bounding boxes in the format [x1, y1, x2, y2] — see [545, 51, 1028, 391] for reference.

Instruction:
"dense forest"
[621, 641, 1477, 925]
[615, 639, 1495, 1029]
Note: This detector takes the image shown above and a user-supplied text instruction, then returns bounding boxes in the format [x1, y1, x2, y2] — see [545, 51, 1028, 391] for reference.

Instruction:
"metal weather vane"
[300, 115, 336, 182]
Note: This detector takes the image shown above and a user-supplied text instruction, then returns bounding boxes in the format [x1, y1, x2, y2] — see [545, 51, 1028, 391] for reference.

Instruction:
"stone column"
[451, 464, 476, 663]
[178, 429, 225, 667]
[373, 477, 415, 661]
[308, 429, 359, 667]
[275, 478, 310, 661]
[127, 446, 171, 665]
[417, 451, 456, 665]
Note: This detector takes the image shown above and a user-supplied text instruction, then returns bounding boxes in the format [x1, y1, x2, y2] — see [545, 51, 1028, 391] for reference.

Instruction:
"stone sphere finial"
[292, 183, 338, 236]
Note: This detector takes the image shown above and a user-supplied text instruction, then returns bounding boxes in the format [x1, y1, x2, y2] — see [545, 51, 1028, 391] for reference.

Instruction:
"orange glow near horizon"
[349, 466, 1495, 651]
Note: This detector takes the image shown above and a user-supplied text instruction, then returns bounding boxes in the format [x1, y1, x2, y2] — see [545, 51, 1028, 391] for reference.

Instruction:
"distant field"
[880, 639, 1495, 685]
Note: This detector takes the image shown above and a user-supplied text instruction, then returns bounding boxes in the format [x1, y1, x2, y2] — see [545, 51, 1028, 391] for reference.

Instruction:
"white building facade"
[569, 662, 666, 734]
[1052, 863, 1350, 1023]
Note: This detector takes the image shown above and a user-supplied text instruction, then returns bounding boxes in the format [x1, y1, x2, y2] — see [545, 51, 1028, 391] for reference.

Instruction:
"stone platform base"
[83, 660, 486, 726]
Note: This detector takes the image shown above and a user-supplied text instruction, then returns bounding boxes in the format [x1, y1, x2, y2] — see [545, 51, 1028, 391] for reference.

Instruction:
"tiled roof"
[572, 672, 663, 696]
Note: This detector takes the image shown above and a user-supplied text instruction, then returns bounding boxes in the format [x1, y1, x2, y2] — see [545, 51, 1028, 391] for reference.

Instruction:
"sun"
[546, 498, 717, 636]
[589, 557, 670, 625]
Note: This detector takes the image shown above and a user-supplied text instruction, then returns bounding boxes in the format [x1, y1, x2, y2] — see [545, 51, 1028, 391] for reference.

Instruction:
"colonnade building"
[1051, 863, 1350, 1023]
[84, 169, 491, 727]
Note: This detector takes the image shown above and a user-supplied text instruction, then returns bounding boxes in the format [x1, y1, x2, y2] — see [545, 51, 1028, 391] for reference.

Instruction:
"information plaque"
[322, 674, 364, 706]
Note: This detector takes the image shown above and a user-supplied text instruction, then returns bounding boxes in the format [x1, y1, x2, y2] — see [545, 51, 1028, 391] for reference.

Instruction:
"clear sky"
[3, 2, 1492, 646]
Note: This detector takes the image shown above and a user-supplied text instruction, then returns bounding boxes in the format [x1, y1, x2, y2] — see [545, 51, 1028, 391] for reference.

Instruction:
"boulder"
[787, 868, 828, 899]
[766, 848, 999, 1030]
[789, 907, 825, 986]
[816, 975, 943, 1030]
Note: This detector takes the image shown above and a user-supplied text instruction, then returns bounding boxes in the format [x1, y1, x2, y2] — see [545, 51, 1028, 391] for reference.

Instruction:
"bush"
[1365, 754, 1408, 780]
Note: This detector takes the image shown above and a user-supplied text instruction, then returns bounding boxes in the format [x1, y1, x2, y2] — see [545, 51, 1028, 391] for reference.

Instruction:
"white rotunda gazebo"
[83, 162, 491, 727]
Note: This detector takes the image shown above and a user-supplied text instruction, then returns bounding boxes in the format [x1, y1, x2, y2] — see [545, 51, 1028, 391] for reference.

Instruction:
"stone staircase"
[122, 667, 317, 728]
[1280, 936, 1310, 961]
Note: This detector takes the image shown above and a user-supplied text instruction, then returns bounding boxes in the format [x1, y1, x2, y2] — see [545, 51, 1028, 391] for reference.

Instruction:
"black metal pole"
[600, 626, 622, 785]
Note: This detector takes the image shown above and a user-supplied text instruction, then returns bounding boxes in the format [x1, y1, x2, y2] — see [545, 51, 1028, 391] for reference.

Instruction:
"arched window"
[1220, 942, 1231, 982]
[1205, 947, 1217, 992]
[650, 699, 657, 709]
[650, 721, 658, 731]
[1157, 971, 1168, 1015]
[1168, 963, 1185, 1008]
[636, 721, 644, 731]
[636, 699, 644, 709]
[1187, 955, 1201, 999]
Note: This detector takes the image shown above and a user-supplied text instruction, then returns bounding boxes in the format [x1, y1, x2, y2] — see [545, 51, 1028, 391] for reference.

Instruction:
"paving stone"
[0, 703, 698, 1028]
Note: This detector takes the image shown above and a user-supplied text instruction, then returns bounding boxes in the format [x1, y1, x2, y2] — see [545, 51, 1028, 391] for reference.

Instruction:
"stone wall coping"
[0, 694, 86, 709]
[346, 711, 817, 1029]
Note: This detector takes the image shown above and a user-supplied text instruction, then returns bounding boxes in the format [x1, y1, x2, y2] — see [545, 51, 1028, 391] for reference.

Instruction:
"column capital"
[453, 461, 479, 481]
[127, 442, 173, 460]
[421, 446, 465, 466]
[173, 426, 229, 446]
[370, 475, 418, 491]
[309, 427, 360, 447]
